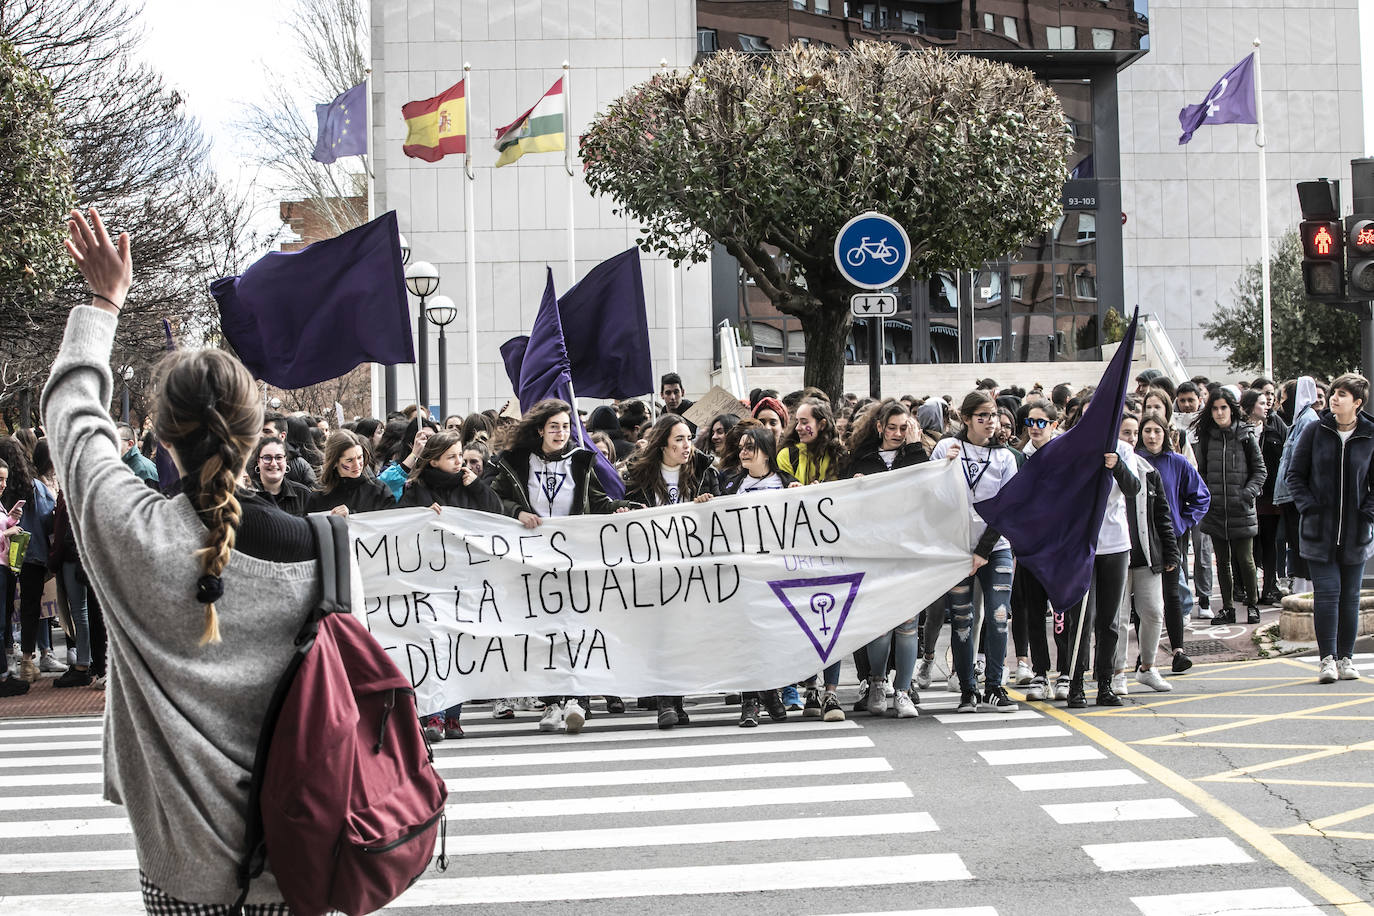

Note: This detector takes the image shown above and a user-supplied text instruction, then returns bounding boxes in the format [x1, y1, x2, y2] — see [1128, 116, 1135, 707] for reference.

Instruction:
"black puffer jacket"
[491, 446, 634, 517]
[1254, 414, 1288, 512]
[399, 466, 503, 514]
[842, 442, 929, 478]
[1285, 410, 1374, 566]
[1196, 424, 1266, 540]
[623, 449, 720, 507]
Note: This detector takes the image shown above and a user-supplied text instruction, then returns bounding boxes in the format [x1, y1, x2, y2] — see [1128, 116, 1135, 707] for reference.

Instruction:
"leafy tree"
[1, 0, 262, 426]
[0, 36, 73, 347]
[1202, 230, 1358, 380]
[581, 42, 1072, 400]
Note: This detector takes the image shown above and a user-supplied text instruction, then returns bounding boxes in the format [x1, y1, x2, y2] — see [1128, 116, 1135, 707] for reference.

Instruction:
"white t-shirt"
[1097, 440, 1139, 556]
[659, 464, 683, 505]
[737, 472, 785, 493]
[528, 453, 576, 518]
[1339, 428, 1355, 444]
[929, 437, 1019, 553]
[877, 448, 898, 470]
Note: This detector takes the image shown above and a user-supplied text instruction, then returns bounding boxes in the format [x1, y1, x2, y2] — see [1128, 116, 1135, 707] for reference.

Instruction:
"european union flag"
[312, 82, 367, 164]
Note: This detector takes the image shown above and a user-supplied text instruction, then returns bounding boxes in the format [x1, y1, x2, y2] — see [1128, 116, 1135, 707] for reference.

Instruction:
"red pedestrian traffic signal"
[1300, 219, 1347, 301]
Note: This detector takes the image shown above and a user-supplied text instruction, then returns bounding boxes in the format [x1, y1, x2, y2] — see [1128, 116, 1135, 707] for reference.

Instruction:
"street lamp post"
[405, 260, 440, 416]
[425, 296, 458, 422]
[119, 366, 134, 423]
[386, 234, 412, 414]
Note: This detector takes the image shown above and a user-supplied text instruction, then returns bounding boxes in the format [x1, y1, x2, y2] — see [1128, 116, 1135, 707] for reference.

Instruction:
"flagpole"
[660, 58, 679, 376]
[465, 63, 480, 414]
[564, 61, 576, 286]
[365, 66, 387, 419]
[1066, 595, 1089, 690]
[1254, 38, 1273, 380]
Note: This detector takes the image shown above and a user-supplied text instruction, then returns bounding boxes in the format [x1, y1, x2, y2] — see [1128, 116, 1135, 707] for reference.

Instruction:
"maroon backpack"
[234, 514, 449, 916]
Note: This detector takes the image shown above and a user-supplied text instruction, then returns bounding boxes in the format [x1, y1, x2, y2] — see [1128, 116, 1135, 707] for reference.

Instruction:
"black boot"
[674, 697, 690, 725]
[1066, 680, 1087, 709]
[656, 696, 679, 729]
[1096, 683, 1123, 707]
[1246, 606, 1261, 624]
[1213, 607, 1236, 624]
[738, 695, 760, 728]
[762, 688, 787, 721]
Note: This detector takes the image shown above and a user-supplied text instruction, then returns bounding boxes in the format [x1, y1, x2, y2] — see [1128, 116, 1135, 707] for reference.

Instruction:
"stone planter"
[1279, 591, 1374, 642]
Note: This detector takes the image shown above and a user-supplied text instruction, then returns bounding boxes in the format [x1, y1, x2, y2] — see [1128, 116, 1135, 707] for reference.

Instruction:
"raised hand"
[65, 207, 132, 314]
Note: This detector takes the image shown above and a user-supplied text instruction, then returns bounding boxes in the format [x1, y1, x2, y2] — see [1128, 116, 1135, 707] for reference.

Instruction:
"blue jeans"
[950, 548, 1013, 692]
[61, 563, 91, 667]
[1308, 558, 1363, 659]
[866, 612, 920, 691]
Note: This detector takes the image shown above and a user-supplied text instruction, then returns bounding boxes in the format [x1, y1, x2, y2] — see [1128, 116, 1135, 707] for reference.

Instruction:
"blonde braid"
[191, 412, 245, 645]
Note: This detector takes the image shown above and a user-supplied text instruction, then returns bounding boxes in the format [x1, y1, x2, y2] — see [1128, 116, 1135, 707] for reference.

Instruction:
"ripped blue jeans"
[949, 548, 1013, 693]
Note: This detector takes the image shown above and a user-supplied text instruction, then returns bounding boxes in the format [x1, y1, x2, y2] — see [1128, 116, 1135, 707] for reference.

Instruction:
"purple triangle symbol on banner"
[768, 573, 866, 663]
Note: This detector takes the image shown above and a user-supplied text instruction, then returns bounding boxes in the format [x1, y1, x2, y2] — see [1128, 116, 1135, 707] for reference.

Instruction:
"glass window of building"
[739, 34, 772, 52]
[1092, 28, 1114, 50]
[982, 12, 994, 30]
[1002, 18, 1018, 41]
[792, 0, 807, 9]
[814, 0, 830, 12]
[698, 28, 719, 54]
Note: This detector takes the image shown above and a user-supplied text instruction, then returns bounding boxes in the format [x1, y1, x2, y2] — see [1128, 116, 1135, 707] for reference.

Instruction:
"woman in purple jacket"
[1138, 411, 1210, 672]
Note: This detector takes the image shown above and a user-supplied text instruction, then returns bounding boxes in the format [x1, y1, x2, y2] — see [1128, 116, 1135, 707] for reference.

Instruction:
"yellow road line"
[1308, 801, 1374, 831]
[1273, 827, 1374, 842]
[1131, 696, 1374, 743]
[1028, 699, 1374, 915]
[1213, 777, 1374, 790]
[1081, 678, 1315, 713]
[1133, 738, 1341, 749]
[1198, 743, 1374, 780]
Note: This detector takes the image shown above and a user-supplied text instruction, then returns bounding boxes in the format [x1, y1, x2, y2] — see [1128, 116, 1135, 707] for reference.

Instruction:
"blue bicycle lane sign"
[834, 212, 912, 290]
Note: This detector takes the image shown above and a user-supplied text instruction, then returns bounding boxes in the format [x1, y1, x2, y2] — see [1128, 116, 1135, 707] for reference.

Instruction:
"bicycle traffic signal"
[1347, 216, 1374, 298]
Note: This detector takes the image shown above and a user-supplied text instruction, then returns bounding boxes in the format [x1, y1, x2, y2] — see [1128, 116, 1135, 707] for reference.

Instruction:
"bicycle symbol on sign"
[844, 236, 901, 268]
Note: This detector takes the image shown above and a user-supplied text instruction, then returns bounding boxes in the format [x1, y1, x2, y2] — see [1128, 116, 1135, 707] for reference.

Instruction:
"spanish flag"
[402, 79, 466, 162]
[494, 78, 565, 167]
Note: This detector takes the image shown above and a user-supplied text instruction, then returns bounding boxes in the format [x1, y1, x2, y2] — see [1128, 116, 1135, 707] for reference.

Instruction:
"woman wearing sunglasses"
[1010, 402, 1062, 700]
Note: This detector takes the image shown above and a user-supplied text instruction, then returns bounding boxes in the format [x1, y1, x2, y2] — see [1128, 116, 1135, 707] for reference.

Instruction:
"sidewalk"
[0, 673, 105, 719]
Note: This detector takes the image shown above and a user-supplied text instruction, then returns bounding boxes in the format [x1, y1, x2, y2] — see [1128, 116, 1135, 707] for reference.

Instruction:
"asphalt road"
[1, 655, 1371, 915]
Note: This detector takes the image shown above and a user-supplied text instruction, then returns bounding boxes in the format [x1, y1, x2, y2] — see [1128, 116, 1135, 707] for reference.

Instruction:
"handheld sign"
[834, 212, 911, 290]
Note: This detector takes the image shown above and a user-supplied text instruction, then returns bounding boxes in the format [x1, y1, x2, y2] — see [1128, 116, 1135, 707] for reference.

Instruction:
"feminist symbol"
[770, 573, 865, 663]
[810, 592, 836, 635]
[536, 470, 566, 504]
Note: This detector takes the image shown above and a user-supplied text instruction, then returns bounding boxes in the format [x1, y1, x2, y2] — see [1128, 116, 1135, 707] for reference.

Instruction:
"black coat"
[842, 442, 929, 478]
[259, 479, 312, 517]
[1254, 413, 1288, 510]
[1285, 410, 1374, 565]
[491, 446, 632, 517]
[719, 467, 798, 495]
[623, 449, 720, 507]
[305, 475, 393, 514]
[398, 467, 503, 514]
[1127, 461, 1180, 573]
[1196, 424, 1266, 540]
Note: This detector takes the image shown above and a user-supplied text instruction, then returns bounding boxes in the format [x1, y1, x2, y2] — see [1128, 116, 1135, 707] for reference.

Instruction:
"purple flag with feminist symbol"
[500, 271, 627, 499]
[973, 310, 1139, 611]
[1178, 54, 1257, 144]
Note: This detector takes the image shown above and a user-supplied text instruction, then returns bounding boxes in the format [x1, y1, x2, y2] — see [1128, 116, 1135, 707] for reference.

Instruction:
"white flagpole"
[1254, 39, 1273, 380]
[465, 63, 480, 414]
[364, 66, 382, 420]
[564, 61, 576, 286]
[660, 58, 679, 376]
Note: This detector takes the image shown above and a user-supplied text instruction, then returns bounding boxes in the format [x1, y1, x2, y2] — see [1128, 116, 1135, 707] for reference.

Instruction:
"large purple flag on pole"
[211, 211, 413, 390]
[559, 248, 653, 399]
[500, 271, 627, 499]
[1178, 54, 1257, 144]
[974, 309, 1139, 610]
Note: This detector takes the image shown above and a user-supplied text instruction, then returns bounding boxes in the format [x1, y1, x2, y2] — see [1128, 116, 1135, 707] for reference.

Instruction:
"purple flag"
[501, 271, 627, 499]
[312, 81, 367, 164]
[559, 248, 653, 399]
[1178, 54, 1257, 144]
[973, 310, 1139, 611]
[211, 211, 413, 390]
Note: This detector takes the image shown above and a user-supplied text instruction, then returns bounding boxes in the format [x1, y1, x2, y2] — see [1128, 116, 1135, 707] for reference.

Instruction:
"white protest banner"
[348, 460, 972, 715]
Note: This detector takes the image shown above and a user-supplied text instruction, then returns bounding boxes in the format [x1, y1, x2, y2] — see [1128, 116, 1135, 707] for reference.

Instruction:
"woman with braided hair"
[47, 208, 318, 912]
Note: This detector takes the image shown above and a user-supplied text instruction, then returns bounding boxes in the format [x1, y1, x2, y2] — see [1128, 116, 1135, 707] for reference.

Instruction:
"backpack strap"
[232, 513, 351, 913]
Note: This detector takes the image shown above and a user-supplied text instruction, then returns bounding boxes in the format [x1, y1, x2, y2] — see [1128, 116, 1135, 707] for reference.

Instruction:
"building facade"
[371, 0, 1365, 410]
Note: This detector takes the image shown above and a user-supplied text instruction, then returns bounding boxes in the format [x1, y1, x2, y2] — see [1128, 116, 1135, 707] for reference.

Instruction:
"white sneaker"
[38, 653, 66, 674]
[1135, 668, 1173, 692]
[892, 691, 919, 719]
[1318, 656, 1338, 684]
[492, 697, 515, 719]
[515, 696, 546, 711]
[1110, 673, 1128, 696]
[1054, 675, 1070, 701]
[946, 671, 961, 693]
[1014, 661, 1033, 685]
[865, 677, 888, 716]
[91, 674, 106, 690]
[66, 648, 77, 667]
[1337, 658, 1362, 681]
[916, 657, 935, 689]
[538, 703, 565, 731]
[563, 700, 586, 734]
[1193, 607, 1215, 620]
[1024, 675, 1047, 701]
[974, 657, 986, 689]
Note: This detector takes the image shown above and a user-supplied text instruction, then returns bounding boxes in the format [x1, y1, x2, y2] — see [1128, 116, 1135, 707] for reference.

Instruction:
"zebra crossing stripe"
[434, 735, 875, 769]
[1005, 769, 1145, 792]
[1130, 886, 1321, 915]
[431, 718, 858, 750]
[387, 854, 973, 907]
[451, 757, 892, 792]
[1042, 798, 1195, 825]
[977, 746, 1105, 766]
[955, 725, 1070, 743]
[1083, 836, 1252, 872]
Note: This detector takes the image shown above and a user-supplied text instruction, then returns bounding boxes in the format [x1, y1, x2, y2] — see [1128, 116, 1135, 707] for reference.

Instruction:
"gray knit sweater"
[42, 306, 321, 904]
